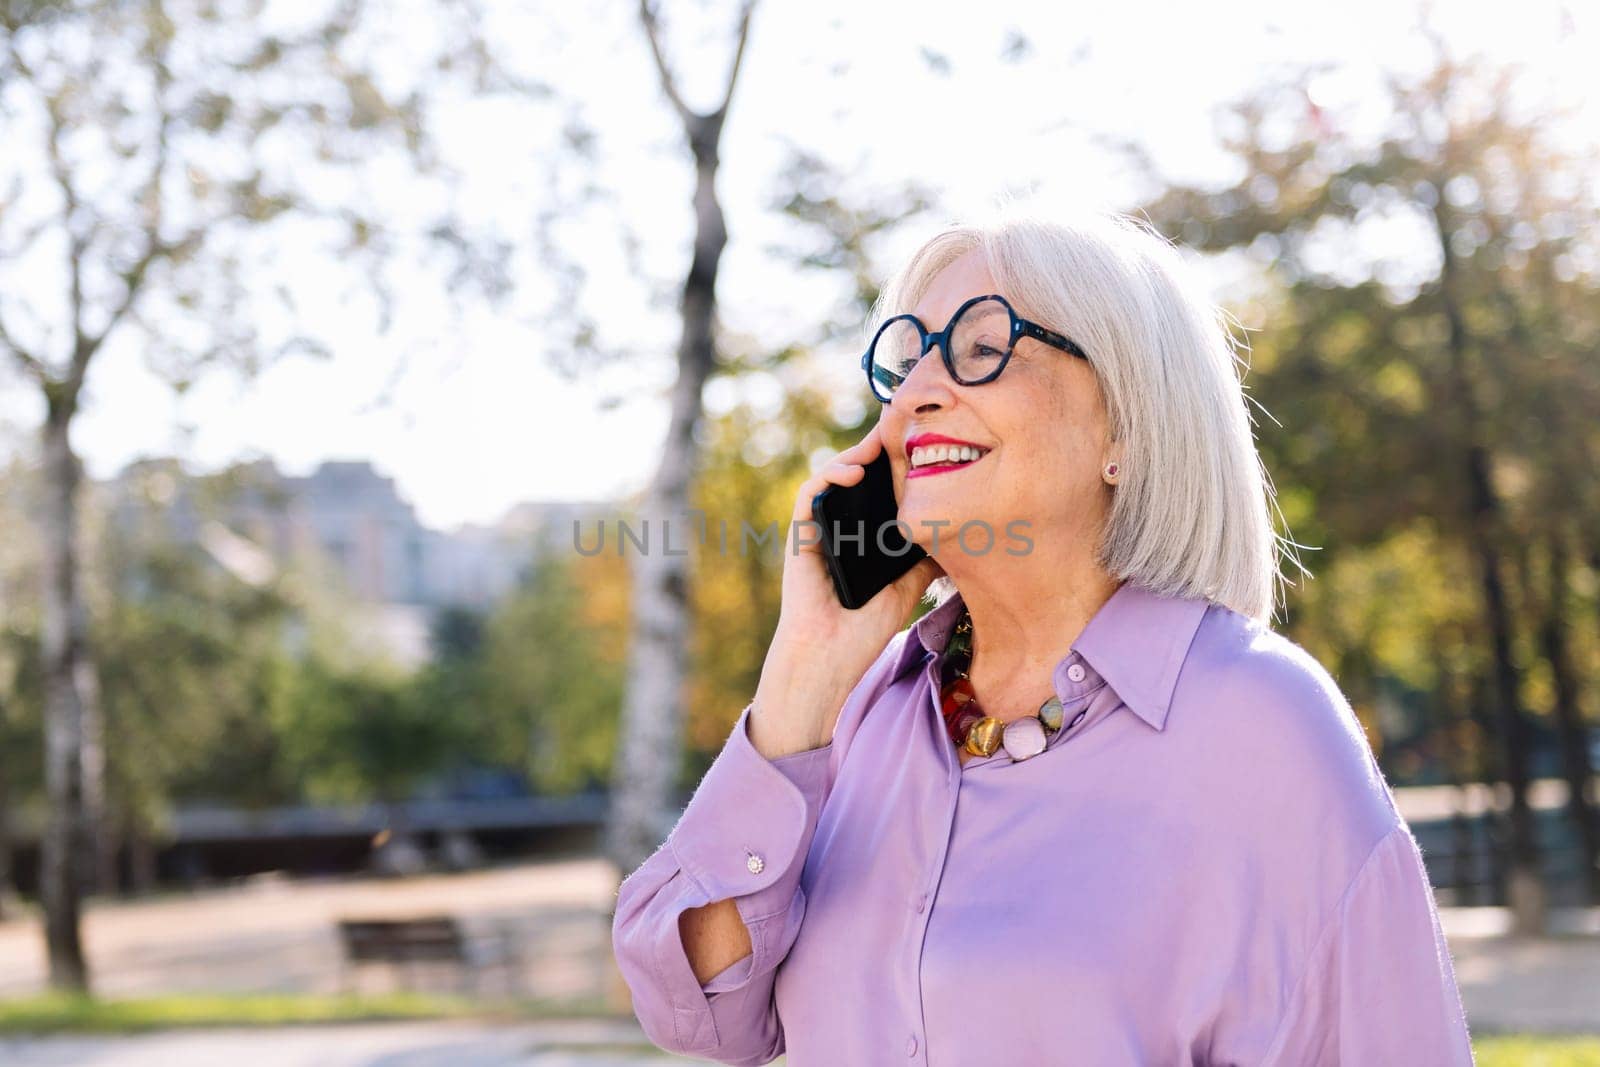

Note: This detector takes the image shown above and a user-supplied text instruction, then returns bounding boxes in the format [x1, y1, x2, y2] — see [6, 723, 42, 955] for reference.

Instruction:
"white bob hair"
[866, 204, 1304, 628]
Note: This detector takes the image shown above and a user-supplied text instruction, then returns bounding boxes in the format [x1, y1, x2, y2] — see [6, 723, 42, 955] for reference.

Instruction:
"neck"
[949, 557, 1121, 697]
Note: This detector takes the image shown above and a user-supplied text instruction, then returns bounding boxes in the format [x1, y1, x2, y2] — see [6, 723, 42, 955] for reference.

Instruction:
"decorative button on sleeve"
[612, 629, 922, 1064]
[667, 703, 830, 918]
[612, 701, 833, 1059]
[1066, 662, 1086, 682]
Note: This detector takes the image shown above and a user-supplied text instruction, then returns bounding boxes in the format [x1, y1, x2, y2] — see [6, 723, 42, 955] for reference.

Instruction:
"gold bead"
[964, 716, 1005, 757]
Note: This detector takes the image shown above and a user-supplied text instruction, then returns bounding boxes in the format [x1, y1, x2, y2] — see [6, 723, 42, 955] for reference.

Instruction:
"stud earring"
[1103, 462, 1120, 482]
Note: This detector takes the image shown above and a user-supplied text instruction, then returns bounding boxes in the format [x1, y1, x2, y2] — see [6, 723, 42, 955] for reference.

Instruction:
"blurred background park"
[0, 0, 1597, 1062]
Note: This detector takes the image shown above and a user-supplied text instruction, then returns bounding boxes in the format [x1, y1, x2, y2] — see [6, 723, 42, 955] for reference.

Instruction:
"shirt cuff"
[699, 951, 755, 994]
[668, 701, 832, 943]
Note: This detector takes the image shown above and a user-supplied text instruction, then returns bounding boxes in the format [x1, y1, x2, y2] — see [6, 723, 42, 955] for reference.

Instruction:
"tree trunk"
[1466, 669, 1506, 906]
[1464, 434, 1544, 932]
[1431, 198, 1545, 934]
[1432, 633, 1477, 906]
[605, 1, 753, 879]
[84, 690, 112, 897]
[39, 405, 93, 992]
[607, 123, 727, 874]
[129, 827, 158, 897]
[0, 739, 12, 922]
[1539, 531, 1599, 903]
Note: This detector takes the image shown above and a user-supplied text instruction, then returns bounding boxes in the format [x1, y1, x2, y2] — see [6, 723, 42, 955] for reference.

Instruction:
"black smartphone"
[810, 449, 927, 610]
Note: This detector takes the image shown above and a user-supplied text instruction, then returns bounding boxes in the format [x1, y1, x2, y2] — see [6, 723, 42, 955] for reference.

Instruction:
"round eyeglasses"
[861, 293, 1090, 403]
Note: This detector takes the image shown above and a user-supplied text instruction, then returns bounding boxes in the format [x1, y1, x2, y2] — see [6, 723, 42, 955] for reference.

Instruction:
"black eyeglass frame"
[860, 293, 1090, 404]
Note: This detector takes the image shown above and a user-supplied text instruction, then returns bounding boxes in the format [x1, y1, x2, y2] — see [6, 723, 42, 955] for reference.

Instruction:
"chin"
[898, 502, 971, 551]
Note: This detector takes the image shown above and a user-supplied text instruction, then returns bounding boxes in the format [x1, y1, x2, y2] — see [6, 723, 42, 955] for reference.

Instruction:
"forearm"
[747, 638, 854, 759]
[679, 896, 752, 983]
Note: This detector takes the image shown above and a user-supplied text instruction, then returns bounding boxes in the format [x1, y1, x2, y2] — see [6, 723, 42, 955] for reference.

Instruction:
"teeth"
[910, 444, 986, 468]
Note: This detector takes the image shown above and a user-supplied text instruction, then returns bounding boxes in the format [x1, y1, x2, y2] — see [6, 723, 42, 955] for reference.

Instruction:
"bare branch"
[636, 0, 758, 124]
[57, 4, 181, 398]
[717, 0, 757, 118]
[70, 6, 180, 382]
[1, 214, 56, 262]
[0, 307, 49, 383]
[636, 0, 691, 124]
[76, 234, 173, 376]
[5, 29, 89, 392]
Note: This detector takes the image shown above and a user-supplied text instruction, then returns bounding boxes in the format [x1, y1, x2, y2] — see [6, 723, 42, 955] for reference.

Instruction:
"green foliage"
[0, 992, 481, 1033]
[0, 992, 1592, 1061]
[0, 990, 630, 1033]
[676, 155, 942, 765]
[1473, 1035, 1600, 1067]
[95, 536, 302, 823]
[272, 656, 469, 806]
[476, 552, 625, 795]
[0, 619, 44, 801]
[1134, 44, 1600, 782]
[431, 606, 487, 664]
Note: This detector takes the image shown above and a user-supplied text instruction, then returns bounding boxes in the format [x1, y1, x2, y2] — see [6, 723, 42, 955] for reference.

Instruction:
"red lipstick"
[904, 433, 990, 479]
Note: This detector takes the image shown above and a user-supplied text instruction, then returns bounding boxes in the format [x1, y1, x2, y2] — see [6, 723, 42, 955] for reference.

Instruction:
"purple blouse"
[612, 580, 1476, 1065]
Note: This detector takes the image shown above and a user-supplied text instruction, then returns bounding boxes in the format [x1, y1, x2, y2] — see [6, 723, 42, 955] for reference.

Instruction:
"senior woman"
[612, 209, 1475, 1065]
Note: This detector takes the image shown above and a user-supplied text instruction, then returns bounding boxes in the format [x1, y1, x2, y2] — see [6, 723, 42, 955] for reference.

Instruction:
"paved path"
[0, 858, 621, 1002]
[0, 856, 1595, 1043]
[1451, 934, 1600, 1035]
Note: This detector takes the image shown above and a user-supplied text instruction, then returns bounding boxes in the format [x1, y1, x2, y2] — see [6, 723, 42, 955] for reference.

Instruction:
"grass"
[0, 995, 1594, 1065]
[0, 991, 627, 1034]
[1473, 1035, 1600, 1066]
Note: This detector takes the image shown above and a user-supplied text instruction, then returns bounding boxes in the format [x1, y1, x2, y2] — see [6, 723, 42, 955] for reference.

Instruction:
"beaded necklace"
[939, 608, 1070, 761]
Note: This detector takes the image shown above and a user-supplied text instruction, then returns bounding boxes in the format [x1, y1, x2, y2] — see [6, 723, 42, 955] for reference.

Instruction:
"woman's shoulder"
[1173, 601, 1403, 844]
[1180, 602, 1367, 742]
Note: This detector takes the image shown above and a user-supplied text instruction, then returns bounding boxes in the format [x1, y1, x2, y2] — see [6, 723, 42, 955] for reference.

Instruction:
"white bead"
[1002, 716, 1047, 760]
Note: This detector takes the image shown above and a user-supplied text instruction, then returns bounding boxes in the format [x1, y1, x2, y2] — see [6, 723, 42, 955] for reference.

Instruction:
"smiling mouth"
[907, 443, 990, 477]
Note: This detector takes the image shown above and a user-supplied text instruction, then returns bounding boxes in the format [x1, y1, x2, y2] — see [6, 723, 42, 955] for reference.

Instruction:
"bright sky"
[1, 0, 1593, 530]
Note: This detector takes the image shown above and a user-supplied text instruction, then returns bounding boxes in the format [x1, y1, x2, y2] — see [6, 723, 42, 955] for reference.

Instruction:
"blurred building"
[97, 456, 612, 667]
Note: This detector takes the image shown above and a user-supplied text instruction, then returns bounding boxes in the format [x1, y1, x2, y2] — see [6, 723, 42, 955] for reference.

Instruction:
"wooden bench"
[336, 916, 520, 996]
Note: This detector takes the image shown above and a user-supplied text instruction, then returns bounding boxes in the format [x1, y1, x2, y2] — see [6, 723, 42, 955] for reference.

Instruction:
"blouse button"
[1066, 663, 1086, 683]
[906, 1034, 919, 1056]
[913, 892, 928, 914]
[746, 851, 765, 875]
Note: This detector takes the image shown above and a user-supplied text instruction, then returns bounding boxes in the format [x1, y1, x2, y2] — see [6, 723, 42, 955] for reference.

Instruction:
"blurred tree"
[273, 656, 466, 809]
[0, 0, 482, 988]
[765, 147, 938, 350]
[605, 0, 759, 875]
[1530, 526, 1600, 901]
[6, 453, 516, 886]
[480, 549, 626, 795]
[683, 392, 816, 759]
[430, 605, 487, 664]
[682, 151, 937, 767]
[0, 623, 42, 921]
[0, 455, 44, 918]
[93, 519, 300, 892]
[1137, 38, 1600, 926]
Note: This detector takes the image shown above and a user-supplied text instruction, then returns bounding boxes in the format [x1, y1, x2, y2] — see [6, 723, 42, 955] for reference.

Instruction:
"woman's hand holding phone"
[747, 422, 945, 759]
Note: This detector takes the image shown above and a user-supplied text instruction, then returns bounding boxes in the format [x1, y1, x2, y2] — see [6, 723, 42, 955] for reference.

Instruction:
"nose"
[888, 338, 957, 416]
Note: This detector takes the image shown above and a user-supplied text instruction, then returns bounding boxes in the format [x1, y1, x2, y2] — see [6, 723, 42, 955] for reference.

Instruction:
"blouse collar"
[896, 579, 1213, 732]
